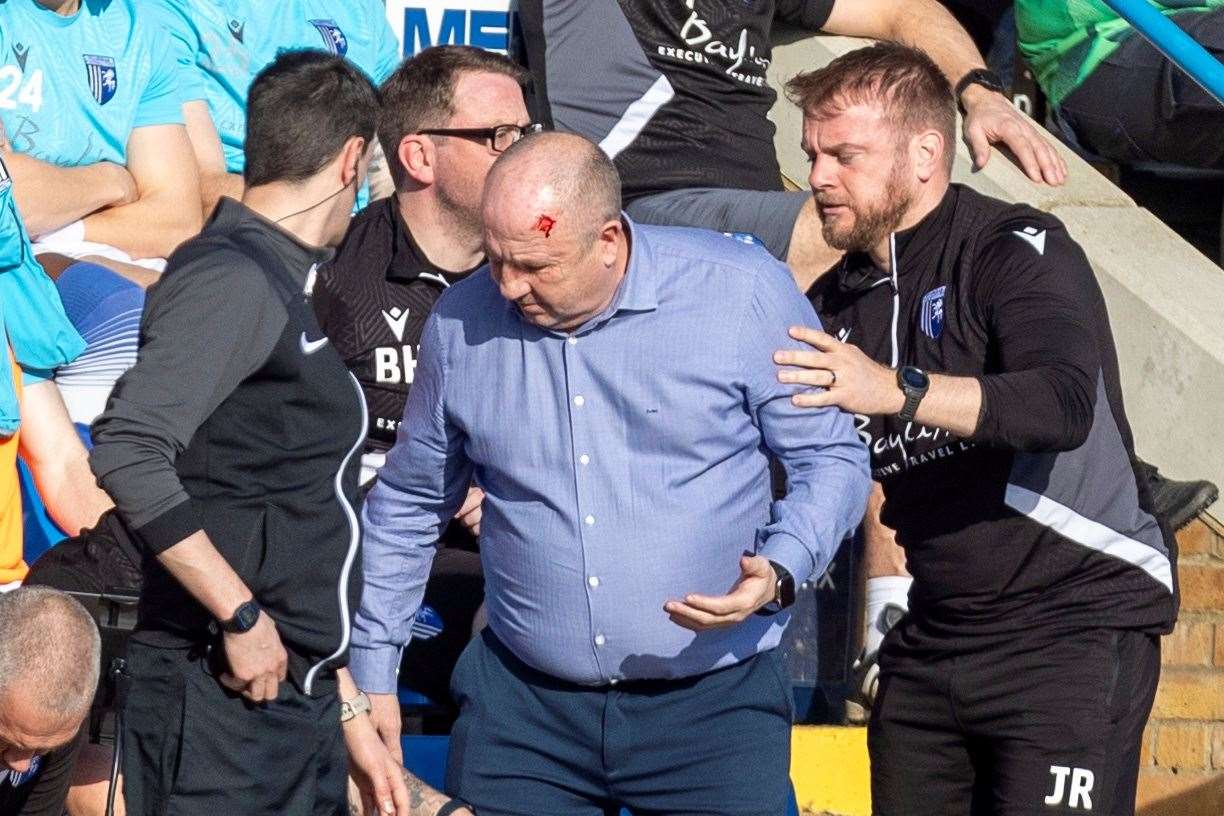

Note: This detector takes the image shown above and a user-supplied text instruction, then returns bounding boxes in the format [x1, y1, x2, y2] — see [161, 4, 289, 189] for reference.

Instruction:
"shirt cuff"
[758, 532, 818, 585]
[132, 499, 202, 555]
[348, 644, 400, 695]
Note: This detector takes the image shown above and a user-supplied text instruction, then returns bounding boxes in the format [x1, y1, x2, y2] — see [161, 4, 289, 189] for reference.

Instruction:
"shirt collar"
[388, 199, 482, 286]
[612, 215, 660, 314]
[561, 214, 660, 336]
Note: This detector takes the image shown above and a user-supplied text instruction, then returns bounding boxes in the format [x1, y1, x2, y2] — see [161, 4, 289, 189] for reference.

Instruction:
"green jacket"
[1016, 0, 1224, 106]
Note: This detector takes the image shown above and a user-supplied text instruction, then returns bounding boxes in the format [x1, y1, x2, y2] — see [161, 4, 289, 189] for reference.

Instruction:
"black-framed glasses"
[417, 123, 543, 153]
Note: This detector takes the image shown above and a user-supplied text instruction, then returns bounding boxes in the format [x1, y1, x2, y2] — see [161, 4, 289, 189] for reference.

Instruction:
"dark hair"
[245, 50, 380, 187]
[785, 42, 957, 172]
[378, 45, 528, 185]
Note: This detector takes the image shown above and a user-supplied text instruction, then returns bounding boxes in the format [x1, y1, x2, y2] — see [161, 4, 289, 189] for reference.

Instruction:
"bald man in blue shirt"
[352, 131, 871, 816]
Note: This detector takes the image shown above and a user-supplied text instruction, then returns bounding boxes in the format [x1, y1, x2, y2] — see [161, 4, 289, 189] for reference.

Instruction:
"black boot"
[1137, 459, 1219, 531]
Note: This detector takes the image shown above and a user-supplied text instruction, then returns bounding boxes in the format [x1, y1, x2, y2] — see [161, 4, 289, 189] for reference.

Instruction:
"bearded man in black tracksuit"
[778, 44, 1176, 815]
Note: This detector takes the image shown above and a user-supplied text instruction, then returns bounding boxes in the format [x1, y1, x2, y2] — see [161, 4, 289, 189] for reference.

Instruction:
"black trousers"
[122, 639, 347, 816]
[869, 621, 1160, 816]
[1060, 11, 1224, 169]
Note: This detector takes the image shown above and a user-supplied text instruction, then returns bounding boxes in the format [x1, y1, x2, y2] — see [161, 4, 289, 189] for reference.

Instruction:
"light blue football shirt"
[157, 0, 401, 176]
[0, 0, 182, 167]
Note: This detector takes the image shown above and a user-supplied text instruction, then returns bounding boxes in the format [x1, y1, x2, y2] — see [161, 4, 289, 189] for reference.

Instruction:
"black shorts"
[869, 620, 1160, 816]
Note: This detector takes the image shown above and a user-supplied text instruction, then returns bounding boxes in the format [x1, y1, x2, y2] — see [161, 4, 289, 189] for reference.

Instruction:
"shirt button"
[609, 678, 619, 686]
[588, 575, 600, 588]
[579, 454, 590, 466]
[573, 395, 585, 407]
[567, 336, 578, 346]
[584, 514, 595, 526]
[594, 634, 606, 647]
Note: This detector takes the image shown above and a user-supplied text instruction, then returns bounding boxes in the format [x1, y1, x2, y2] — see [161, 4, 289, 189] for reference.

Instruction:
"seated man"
[1017, 0, 1224, 170]
[314, 45, 533, 716]
[0, 587, 101, 816]
[516, 0, 1066, 287]
[0, 0, 201, 271]
[156, 0, 402, 215]
[0, 157, 111, 587]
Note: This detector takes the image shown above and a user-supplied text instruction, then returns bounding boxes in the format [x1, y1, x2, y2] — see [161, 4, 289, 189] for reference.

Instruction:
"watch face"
[901, 367, 928, 389]
[235, 602, 260, 631]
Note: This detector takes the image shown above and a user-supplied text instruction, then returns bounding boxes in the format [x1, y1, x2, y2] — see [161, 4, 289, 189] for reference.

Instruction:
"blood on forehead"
[533, 214, 557, 238]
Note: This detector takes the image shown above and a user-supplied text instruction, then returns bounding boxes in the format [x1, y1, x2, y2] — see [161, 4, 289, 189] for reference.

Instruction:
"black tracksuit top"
[314, 197, 476, 454]
[807, 185, 1177, 639]
[90, 199, 367, 695]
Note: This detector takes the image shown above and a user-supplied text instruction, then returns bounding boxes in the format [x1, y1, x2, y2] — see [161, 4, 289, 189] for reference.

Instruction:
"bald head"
[480, 133, 629, 332]
[0, 587, 100, 717]
[483, 131, 621, 244]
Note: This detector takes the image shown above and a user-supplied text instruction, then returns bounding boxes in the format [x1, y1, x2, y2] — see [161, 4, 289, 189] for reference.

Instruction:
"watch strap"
[435, 799, 472, 816]
[339, 690, 371, 723]
[755, 561, 796, 615]
[954, 68, 1005, 112]
[898, 390, 924, 423]
[216, 599, 260, 634]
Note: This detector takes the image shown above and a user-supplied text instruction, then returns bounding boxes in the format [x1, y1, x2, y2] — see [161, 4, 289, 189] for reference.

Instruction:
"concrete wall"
[765, 29, 1224, 502]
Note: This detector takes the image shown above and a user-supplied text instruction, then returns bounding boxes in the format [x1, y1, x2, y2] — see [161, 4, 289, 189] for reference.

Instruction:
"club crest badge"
[920, 285, 947, 340]
[310, 19, 348, 56]
[84, 55, 117, 106]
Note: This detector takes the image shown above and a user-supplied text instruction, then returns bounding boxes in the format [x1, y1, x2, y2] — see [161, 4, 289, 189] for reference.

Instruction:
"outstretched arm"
[821, 0, 1067, 185]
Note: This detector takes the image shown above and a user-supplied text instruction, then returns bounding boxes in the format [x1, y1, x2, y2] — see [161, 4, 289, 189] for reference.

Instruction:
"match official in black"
[89, 51, 447, 815]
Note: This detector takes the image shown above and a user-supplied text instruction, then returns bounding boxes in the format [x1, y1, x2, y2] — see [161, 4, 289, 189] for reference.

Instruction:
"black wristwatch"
[216, 600, 261, 634]
[896, 366, 930, 423]
[755, 561, 796, 616]
[436, 800, 473, 816]
[954, 68, 1006, 111]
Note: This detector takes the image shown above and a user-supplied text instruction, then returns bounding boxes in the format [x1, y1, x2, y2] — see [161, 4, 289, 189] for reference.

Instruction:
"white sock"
[863, 576, 912, 655]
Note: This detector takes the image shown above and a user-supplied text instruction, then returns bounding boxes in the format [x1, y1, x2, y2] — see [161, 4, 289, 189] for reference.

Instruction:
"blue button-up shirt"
[350, 219, 870, 690]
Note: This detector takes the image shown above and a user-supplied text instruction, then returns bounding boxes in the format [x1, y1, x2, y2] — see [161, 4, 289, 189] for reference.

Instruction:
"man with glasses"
[313, 45, 533, 729]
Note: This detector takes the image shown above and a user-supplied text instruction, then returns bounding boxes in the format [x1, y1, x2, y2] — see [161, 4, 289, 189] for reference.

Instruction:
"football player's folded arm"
[182, 100, 243, 218]
[0, 149, 131, 237]
[89, 260, 283, 550]
[351, 311, 471, 694]
[83, 124, 203, 259]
